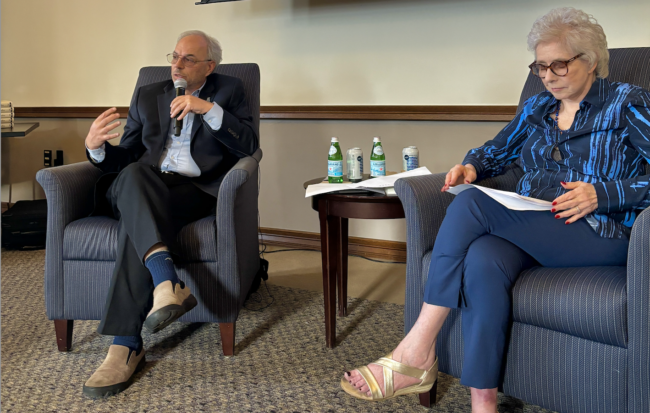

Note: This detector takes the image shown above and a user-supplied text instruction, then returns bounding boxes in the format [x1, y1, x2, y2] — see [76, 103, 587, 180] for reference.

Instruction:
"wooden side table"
[304, 175, 405, 348]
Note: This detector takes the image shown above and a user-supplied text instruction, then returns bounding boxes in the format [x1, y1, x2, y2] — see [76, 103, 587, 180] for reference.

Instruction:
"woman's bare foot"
[343, 337, 436, 397]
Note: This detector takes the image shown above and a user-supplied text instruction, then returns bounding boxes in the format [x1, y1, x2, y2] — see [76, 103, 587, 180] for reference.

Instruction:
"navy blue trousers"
[424, 188, 629, 389]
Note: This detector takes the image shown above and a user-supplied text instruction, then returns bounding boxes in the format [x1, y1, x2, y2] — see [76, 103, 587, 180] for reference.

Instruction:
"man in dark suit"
[81, 30, 258, 398]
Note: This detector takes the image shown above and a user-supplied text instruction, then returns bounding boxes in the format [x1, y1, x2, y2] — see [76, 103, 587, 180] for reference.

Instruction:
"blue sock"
[113, 335, 143, 355]
[145, 251, 179, 287]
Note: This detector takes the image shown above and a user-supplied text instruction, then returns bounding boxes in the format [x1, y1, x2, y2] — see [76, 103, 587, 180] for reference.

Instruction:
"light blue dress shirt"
[87, 81, 224, 177]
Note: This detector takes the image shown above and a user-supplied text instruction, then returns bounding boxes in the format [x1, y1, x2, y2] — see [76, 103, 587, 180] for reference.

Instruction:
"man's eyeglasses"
[528, 53, 584, 77]
[166, 53, 212, 67]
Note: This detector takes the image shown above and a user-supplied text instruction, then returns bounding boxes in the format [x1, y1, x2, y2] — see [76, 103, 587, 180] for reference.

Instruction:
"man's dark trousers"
[97, 162, 215, 336]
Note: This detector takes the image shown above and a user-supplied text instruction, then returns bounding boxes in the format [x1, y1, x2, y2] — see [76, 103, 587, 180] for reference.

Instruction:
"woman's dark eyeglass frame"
[166, 53, 212, 67]
[528, 53, 584, 77]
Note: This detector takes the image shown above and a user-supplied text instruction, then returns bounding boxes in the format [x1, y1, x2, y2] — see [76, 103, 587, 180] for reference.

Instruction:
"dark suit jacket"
[87, 72, 259, 216]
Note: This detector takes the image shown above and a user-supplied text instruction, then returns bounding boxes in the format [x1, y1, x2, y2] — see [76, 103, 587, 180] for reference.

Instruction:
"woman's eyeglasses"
[528, 53, 584, 77]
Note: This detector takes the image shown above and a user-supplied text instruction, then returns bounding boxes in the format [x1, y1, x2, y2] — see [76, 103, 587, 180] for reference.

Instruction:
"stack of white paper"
[305, 167, 432, 198]
[446, 184, 552, 211]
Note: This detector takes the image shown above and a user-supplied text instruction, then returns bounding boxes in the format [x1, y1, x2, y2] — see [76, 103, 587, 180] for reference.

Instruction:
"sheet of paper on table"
[445, 184, 553, 211]
[305, 167, 433, 198]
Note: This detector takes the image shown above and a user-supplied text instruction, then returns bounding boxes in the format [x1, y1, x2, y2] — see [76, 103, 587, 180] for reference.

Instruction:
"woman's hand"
[551, 181, 598, 224]
[441, 164, 477, 192]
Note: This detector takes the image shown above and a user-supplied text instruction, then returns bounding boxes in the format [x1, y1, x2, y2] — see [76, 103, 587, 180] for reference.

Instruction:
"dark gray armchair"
[394, 48, 650, 413]
[36, 64, 262, 356]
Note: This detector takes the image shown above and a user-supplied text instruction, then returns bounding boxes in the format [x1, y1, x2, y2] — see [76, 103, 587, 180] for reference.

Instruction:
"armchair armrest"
[394, 163, 524, 278]
[215, 148, 263, 312]
[35, 161, 102, 319]
[395, 172, 454, 333]
[395, 172, 453, 260]
[626, 206, 650, 413]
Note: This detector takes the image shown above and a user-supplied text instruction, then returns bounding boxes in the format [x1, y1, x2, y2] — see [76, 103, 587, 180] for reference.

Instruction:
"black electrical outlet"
[54, 150, 64, 166]
[44, 150, 52, 167]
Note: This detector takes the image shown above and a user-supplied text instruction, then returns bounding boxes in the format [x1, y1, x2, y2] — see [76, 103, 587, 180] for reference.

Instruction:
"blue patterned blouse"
[463, 78, 650, 239]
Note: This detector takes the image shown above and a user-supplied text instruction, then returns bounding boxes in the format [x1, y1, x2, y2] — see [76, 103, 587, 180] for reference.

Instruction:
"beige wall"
[2, 0, 649, 106]
[2, 0, 649, 241]
[2, 118, 99, 202]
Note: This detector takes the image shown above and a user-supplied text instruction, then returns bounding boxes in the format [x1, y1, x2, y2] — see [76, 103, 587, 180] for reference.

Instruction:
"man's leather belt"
[150, 165, 184, 176]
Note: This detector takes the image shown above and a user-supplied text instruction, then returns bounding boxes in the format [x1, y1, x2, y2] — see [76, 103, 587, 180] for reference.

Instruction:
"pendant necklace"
[551, 101, 568, 162]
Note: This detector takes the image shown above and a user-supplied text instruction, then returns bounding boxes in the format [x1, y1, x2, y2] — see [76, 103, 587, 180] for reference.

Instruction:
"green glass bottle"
[328, 137, 343, 183]
[370, 136, 386, 177]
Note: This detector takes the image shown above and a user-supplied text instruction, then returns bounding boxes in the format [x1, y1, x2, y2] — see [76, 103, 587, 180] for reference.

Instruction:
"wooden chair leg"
[54, 320, 74, 352]
[338, 217, 349, 317]
[219, 322, 235, 356]
[418, 380, 437, 407]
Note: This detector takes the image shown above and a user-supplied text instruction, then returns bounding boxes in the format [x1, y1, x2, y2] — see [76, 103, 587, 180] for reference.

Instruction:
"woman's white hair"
[178, 30, 223, 66]
[527, 7, 609, 78]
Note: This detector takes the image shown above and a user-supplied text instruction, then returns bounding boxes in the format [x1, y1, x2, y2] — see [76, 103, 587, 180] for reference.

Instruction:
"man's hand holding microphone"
[169, 78, 213, 136]
[170, 95, 213, 120]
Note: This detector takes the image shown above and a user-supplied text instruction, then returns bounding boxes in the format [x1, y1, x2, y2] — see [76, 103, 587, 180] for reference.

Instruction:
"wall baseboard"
[261, 105, 516, 121]
[259, 227, 406, 262]
[15, 105, 517, 122]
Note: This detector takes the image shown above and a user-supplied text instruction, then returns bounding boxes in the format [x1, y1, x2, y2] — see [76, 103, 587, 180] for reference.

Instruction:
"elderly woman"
[341, 7, 650, 412]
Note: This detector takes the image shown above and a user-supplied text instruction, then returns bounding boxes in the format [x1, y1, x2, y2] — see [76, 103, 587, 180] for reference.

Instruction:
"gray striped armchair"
[394, 48, 650, 413]
[36, 64, 262, 357]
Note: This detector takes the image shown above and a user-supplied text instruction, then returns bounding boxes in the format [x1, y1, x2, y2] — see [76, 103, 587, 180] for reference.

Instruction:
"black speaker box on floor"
[1, 200, 47, 250]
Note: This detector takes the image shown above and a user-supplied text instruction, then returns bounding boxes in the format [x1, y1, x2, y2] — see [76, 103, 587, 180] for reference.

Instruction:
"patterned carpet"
[1, 250, 554, 413]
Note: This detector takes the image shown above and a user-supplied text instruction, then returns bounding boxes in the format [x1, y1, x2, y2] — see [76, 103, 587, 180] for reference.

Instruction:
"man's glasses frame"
[166, 53, 212, 67]
[528, 53, 584, 77]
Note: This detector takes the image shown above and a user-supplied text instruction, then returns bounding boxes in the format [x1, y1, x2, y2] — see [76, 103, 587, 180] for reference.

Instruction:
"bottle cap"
[409, 146, 417, 149]
[373, 137, 381, 142]
[331, 137, 339, 142]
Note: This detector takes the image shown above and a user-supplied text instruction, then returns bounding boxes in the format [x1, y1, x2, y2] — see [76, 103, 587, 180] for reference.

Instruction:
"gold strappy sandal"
[340, 353, 438, 406]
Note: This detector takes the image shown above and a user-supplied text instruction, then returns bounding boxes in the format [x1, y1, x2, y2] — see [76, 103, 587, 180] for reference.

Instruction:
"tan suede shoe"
[83, 345, 145, 399]
[143, 280, 197, 333]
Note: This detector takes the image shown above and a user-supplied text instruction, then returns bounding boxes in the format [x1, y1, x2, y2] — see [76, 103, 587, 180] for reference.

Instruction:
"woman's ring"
[575, 206, 582, 214]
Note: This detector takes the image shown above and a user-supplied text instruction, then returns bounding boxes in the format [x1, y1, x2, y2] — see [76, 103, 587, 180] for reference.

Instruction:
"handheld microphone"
[173, 78, 187, 136]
